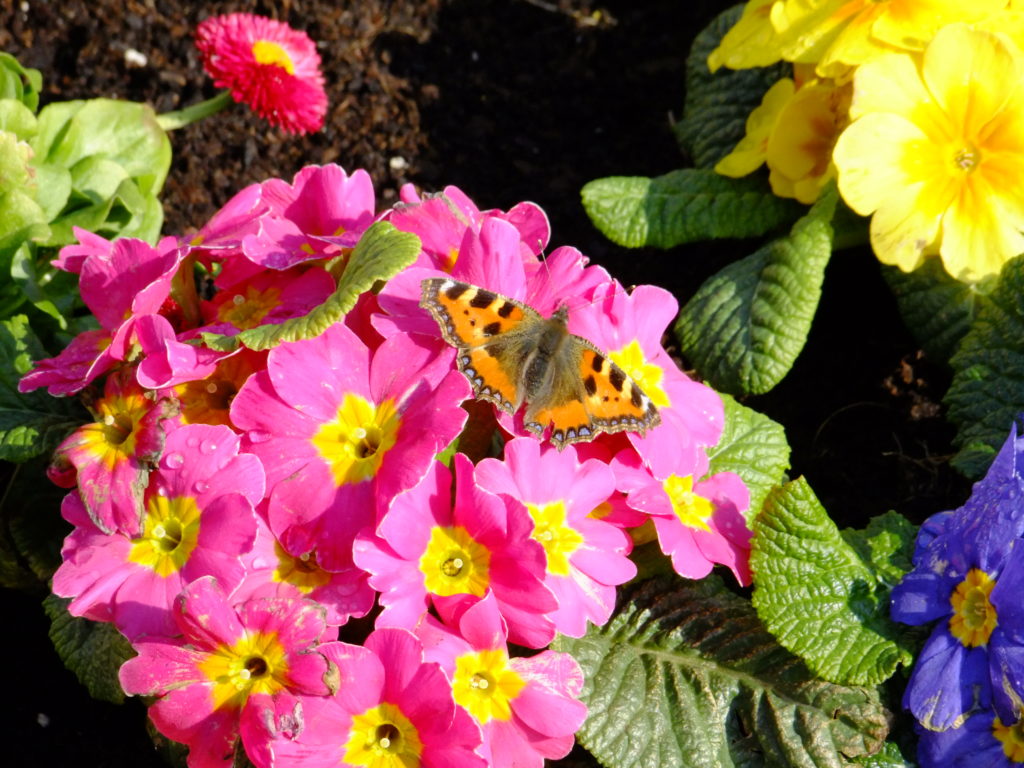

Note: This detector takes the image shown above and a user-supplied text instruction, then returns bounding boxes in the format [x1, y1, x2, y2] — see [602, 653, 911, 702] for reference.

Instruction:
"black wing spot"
[482, 321, 502, 337]
[591, 353, 605, 373]
[583, 375, 597, 397]
[608, 367, 626, 392]
[497, 301, 515, 318]
[445, 283, 470, 301]
[630, 385, 642, 408]
[469, 289, 497, 309]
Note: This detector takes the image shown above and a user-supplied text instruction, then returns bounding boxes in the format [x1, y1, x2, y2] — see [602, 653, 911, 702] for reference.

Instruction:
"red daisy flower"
[195, 13, 327, 135]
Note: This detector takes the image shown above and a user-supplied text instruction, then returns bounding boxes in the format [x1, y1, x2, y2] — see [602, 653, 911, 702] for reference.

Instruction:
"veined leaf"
[675, 5, 791, 169]
[751, 478, 917, 686]
[204, 222, 421, 352]
[675, 185, 836, 395]
[945, 254, 1024, 478]
[581, 169, 800, 249]
[554, 574, 891, 768]
[706, 393, 790, 520]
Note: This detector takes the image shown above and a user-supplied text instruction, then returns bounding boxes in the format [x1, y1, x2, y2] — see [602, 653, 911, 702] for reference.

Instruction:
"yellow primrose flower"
[771, 0, 1007, 76]
[708, 0, 785, 72]
[715, 78, 795, 177]
[833, 24, 1024, 281]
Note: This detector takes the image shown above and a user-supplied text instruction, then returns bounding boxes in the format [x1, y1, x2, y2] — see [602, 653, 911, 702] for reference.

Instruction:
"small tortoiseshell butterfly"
[420, 277, 661, 449]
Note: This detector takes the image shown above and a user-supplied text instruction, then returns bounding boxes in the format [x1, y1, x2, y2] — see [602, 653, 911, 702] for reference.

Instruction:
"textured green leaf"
[554, 574, 891, 768]
[581, 170, 800, 249]
[852, 741, 916, 768]
[751, 478, 916, 686]
[675, 5, 791, 169]
[706, 394, 790, 520]
[0, 456, 68, 588]
[882, 258, 989, 364]
[0, 315, 86, 461]
[205, 222, 421, 352]
[0, 52, 42, 111]
[44, 594, 133, 704]
[675, 185, 837, 395]
[945, 254, 1024, 478]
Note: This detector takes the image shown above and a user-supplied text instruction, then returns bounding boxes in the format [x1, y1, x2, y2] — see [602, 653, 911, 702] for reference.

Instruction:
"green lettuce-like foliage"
[204, 222, 422, 351]
[675, 185, 836, 395]
[44, 594, 134, 705]
[882, 258, 988, 365]
[554, 575, 891, 768]
[0, 315, 86, 462]
[706, 393, 790, 519]
[751, 478, 917, 686]
[674, 4, 791, 170]
[580, 170, 800, 249]
[945, 254, 1024, 477]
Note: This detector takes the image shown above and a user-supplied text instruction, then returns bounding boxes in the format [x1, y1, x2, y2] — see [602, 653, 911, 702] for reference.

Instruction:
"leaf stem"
[156, 90, 234, 131]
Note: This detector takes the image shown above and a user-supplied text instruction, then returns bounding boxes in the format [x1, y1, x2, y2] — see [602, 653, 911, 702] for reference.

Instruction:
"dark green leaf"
[675, 185, 836, 395]
[582, 169, 800, 249]
[0, 456, 68, 588]
[554, 574, 891, 768]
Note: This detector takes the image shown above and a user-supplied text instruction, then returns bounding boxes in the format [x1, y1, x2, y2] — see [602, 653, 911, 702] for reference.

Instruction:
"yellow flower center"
[949, 568, 998, 647]
[420, 526, 491, 597]
[198, 631, 290, 711]
[952, 144, 980, 174]
[664, 474, 713, 532]
[128, 495, 202, 576]
[311, 394, 400, 487]
[251, 40, 295, 75]
[443, 246, 459, 272]
[344, 702, 423, 768]
[993, 715, 1024, 762]
[525, 500, 582, 577]
[217, 285, 282, 330]
[272, 542, 332, 592]
[608, 340, 669, 408]
[83, 389, 153, 470]
[452, 649, 526, 724]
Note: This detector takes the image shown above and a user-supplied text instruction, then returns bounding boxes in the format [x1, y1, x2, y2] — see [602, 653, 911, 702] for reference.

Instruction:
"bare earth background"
[1, 0, 967, 765]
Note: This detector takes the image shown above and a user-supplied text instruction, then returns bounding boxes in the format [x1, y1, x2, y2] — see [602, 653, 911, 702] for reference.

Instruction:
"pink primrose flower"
[52, 424, 264, 639]
[47, 369, 175, 534]
[241, 165, 376, 269]
[233, 514, 375, 627]
[183, 182, 268, 252]
[353, 456, 558, 647]
[475, 438, 636, 636]
[612, 446, 752, 585]
[18, 328, 121, 397]
[196, 13, 327, 135]
[173, 349, 267, 430]
[201, 265, 335, 333]
[134, 314, 232, 390]
[569, 281, 725, 477]
[230, 324, 469, 572]
[119, 576, 337, 768]
[267, 628, 485, 768]
[417, 594, 587, 768]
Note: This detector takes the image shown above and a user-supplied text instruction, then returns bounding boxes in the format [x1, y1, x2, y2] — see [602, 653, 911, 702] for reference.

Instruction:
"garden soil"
[0, 0, 968, 765]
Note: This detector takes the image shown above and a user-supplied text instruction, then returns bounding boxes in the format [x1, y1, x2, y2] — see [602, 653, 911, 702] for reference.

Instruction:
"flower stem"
[156, 90, 234, 131]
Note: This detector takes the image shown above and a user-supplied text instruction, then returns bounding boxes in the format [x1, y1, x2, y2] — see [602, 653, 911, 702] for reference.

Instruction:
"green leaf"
[675, 184, 837, 395]
[0, 52, 42, 112]
[554, 574, 891, 768]
[0, 456, 68, 588]
[30, 161, 73, 222]
[882, 258, 989, 365]
[32, 98, 171, 195]
[0, 98, 38, 139]
[44, 594, 133, 704]
[0, 315, 87, 462]
[852, 741, 916, 768]
[675, 5, 791, 169]
[945, 254, 1024, 477]
[0, 184, 50, 259]
[205, 222, 422, 352]
[706, 393, 790, 520]
[581, 169, 800, 249]
[751, 478, 917, 686]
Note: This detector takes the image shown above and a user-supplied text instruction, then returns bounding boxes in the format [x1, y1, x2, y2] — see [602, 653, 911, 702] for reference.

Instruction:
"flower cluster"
[711, 0, 1024, 283]
[24, 163, 750, 767]
[892, 425, 1024, 767]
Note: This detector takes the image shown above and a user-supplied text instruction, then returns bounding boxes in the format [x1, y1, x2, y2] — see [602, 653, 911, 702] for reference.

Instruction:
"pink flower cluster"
[24, 164, 752, 768]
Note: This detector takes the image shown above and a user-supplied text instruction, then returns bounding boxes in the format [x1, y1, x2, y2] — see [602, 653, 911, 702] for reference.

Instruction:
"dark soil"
[0, 0, 969, 765]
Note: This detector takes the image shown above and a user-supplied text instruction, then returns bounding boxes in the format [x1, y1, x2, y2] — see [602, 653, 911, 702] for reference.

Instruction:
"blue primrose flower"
[891, 425, 1024, 732]
[917, 709, 1024, 768]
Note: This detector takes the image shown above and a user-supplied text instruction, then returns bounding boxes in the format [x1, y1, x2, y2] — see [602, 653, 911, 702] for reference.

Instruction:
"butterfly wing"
[524, 336, 660, 449]
[420, 278, 540, 414]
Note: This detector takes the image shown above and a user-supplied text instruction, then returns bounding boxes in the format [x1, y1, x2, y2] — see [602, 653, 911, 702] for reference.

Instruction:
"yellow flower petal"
[715, 78, 795, 178]
[708, 0, 783, 72]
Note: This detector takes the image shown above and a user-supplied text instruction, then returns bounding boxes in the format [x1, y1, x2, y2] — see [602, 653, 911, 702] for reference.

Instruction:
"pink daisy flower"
[612, 446, 752, 585]
[119, 576, 337, 768]
[475, 437, 636, 636]
[230, 324, 469, 572]
[353, 456, 558, 648]
[268, 628, 485, 768]
[196, 13, 327, 135]
[417, 594, 587, 768]
[52, 424, 264, 639]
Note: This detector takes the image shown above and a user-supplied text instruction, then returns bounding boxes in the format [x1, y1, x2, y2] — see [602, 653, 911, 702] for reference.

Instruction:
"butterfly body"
[420, 277, 660, 449]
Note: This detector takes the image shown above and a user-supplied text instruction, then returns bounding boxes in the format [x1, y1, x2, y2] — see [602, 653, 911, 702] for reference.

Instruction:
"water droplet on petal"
[194, 480, 210, 494]
[200, 440, 218, 454]
[247, 430, 271, 444]
[164, 452, 185, 469]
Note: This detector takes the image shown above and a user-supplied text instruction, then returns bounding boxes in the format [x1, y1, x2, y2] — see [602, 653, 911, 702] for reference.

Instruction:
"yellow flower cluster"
[711, 0, 1024, 282]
